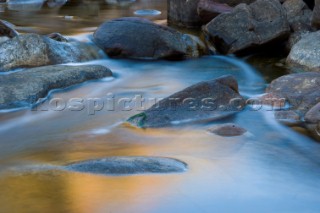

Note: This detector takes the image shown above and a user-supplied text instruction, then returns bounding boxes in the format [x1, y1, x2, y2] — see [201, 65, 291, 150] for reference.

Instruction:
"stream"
[0, 1, 320, 213]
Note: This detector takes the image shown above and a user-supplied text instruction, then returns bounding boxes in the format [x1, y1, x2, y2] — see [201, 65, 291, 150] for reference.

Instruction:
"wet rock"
[0, 65, 112, 109]
[167, 0, 255, 27]
[283, 0, 313, 32]
[47, 32, 68, 42]
[197, 0, 233, 24]
[207, 123, 247, 137]
[127, 75, 245, 128]
[93, 17, 201, 60]
[266, 72, 320, 114]
[0, 19, 18, 38]
[305, 103, 320, 140]
[287, 31, 320, 71]
[312, 0, 320, 29]
[47, 0, 68, 8]
[203, 0, 290, 54]
[65, 157, 188, 175]
[274, 110, 302, 126]
[7, 0, 45, 11]
[0, 33, 102, 71]
[167, 0, 202, 28]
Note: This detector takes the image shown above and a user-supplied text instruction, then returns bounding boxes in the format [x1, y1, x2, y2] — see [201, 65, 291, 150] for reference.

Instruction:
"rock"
[0, 20, 19, 38]
[312, 0, 320, 29]
[167, 0, 255, 27]
[127, 75, 245, 128]
[7, 0, 45, 11]
[0, 65, 112, 109]
[47, 0, 68, 8]
[47, 32, 68, 42]
[274, 110, 302, 126]
[266, 72, 320, 114]
[283, 0, 313, 32]
[197, 0, 233, 24]
[0, 33, 102, 71]
[207, 123, 247, 137]
[167, 0, 202, 28]
[287, 31, 320, 71]
[305, 102, 320, 140]
[65, 157, 188, 175]
[93, 17, 201, 60]
[286, 31, 310, 51]
[203, 0, 290, 54]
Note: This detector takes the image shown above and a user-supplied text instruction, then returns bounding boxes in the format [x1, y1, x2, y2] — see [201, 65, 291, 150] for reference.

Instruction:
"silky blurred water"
[0, 1, 320, 213]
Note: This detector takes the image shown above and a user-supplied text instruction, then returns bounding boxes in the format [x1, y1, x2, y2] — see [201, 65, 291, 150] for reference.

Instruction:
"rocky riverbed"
[0, 0, 320, 212]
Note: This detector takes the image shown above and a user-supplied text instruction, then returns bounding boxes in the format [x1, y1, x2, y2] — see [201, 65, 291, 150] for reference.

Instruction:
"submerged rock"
[0, 33, 102, 71]
[203, 0, 290, 54]
[287, 31, 320, 71]
[207, 123, 247, 137]
[0, 65, 112, 110]
[93, 17, 202, 60]
[65, 156, 188, 175]
[127, 75, 245, 128]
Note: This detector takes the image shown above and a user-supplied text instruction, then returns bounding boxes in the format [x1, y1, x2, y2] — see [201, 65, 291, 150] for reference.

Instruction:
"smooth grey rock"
[207, 123, 247, 137]
[203, 0, 290, 54]
[274, 110, 302, 126]
[93, 17, 201, 60]
[0, 65, 112, 109]
[127, 75, 245, 128]
[267, 72, 320, 114]
[65, 156, 188, 175]
[0, 33, 102, 71]
[287, 31, 320, 71]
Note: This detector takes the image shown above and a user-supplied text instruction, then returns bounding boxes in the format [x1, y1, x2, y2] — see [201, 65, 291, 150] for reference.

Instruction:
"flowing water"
[0, 1, 320, 213]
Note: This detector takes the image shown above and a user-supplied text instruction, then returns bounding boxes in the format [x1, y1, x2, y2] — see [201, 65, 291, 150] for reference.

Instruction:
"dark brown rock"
[127, 75, 245, 128]
[207, 123, 247, 137]
[203, 0, 290, 54]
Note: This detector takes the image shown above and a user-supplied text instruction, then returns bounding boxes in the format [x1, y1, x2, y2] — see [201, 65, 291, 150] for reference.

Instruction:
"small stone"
[207, 123, 247, 137]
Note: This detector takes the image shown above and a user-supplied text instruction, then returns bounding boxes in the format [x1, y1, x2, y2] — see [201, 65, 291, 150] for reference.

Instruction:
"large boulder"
[287, 31, 320, 71]
[312, 0, 320, 29]
[203, 0, 290, 54]
[65, 156, 188, 175]
[0, 33, 102, 71]
[127, 75, 245, 128]
[266, 72, 320, 114]
[93, 17, 202, 60]
[167, 0, 255, 27]
[283, 0, 312, 32]
[0, 65, 112, 110]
